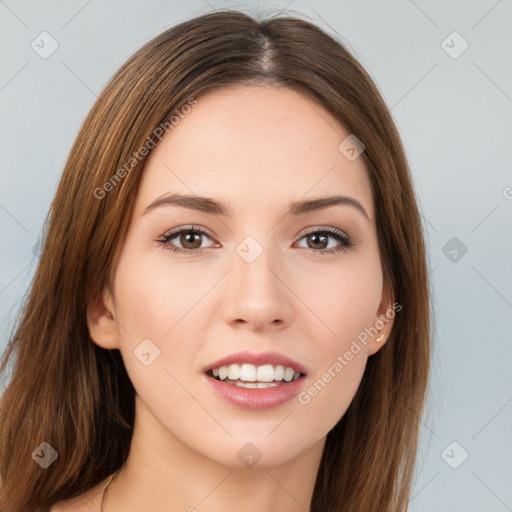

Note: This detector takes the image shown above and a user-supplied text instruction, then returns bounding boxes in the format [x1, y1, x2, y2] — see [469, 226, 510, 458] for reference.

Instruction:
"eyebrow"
[142, 193, 370, 221]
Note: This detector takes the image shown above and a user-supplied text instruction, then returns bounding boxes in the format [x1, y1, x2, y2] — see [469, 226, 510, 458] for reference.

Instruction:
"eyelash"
[156, 225, 354, 256]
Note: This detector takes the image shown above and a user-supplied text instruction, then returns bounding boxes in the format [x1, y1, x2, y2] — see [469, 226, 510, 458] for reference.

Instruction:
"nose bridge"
[233, 233, 282, 298]
[221, 232, 293, 329]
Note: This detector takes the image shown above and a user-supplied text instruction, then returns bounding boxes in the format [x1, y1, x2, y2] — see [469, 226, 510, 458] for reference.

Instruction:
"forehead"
[138, 85, 373, 221]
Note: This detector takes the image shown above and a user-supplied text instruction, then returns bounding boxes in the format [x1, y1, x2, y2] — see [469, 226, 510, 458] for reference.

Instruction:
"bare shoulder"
[49, 478, 109, 512]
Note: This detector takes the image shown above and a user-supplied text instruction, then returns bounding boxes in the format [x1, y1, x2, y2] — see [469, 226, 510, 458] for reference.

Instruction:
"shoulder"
[49, 477, 109, 511]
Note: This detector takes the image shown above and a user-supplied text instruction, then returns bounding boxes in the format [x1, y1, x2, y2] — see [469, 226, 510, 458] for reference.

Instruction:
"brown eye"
[157, 226, 353, 256]
[157, 226, 216, 254]
[178, 231, 203, 250]
[296, 228, 353, 255]
[306, 233, 329, 250]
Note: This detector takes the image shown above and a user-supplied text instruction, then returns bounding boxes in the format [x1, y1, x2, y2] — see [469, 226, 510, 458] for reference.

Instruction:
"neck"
[102, 395, 324, 511]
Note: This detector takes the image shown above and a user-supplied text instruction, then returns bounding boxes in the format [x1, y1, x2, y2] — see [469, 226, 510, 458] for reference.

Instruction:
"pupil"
[183, 232, 201, 249]
[309, 233, 327, 249]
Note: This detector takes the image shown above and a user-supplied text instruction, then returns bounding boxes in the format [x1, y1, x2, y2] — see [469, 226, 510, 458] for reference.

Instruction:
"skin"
[53, 85, 394, 511]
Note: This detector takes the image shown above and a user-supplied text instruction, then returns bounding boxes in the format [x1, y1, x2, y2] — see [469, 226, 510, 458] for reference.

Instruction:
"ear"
[368, 280, 396, 356]
[86, 287, 120, 349]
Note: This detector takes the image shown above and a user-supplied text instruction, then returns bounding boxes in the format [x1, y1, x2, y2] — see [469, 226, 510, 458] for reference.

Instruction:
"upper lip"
[204, 350, 307, 375]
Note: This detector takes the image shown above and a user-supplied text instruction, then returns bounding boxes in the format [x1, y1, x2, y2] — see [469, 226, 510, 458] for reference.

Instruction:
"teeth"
[257, 382, 279, 388]
[211, 363, 302, 383]
[228, 363, 240, 380]
[218, 366, 229, 380]
[256, 364, 275, 382]
[283, 367, 295, 382]
[240, 363, 257, 382]
[238, 381, 257, 388]
[223, 379, 281, 388]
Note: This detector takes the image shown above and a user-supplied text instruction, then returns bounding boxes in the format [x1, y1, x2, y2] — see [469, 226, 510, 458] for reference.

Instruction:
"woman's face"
[91, 85, 394, 469]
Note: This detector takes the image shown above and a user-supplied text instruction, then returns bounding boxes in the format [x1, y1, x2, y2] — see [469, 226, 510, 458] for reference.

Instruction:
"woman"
[0, 9, 431, 512]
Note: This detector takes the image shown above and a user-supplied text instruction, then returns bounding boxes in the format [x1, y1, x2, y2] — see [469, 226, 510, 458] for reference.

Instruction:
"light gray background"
[1, 1, 511, 510]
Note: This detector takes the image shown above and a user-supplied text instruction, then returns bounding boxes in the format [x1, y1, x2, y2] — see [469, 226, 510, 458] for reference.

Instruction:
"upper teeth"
[212, 363, 300, 382]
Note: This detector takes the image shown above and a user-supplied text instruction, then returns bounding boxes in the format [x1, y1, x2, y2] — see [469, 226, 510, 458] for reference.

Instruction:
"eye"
[156, 225, 353, 255]
[295, 227, 353, 255]
[156, 226, 217, 254]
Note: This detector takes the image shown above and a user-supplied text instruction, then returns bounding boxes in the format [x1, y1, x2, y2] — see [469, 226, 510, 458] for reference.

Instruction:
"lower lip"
[204, 374, 306, 411]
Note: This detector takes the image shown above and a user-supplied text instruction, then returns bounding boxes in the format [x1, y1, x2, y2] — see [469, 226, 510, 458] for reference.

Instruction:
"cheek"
[112, 249, 205, 339]
[297, 256, 383, 346]
[294, 260, 381, 422]
[111, 249, 214, 400]
[298, 349, 367, 430]
[111, 256, 205, 423]
[108, 251, 186, 388]
[297, 285, 377, 427]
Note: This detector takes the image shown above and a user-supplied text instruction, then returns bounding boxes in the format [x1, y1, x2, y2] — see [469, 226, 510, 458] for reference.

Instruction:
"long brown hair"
[0, 9, 431, 511]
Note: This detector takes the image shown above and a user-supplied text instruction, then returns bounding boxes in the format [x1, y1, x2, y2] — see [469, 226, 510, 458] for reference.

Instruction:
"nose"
[220, 241, 294, 331]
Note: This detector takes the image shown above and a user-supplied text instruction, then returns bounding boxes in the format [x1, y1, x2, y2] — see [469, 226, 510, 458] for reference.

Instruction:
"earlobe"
[86, 289, 120, 350]
[368, 281, 396, 356]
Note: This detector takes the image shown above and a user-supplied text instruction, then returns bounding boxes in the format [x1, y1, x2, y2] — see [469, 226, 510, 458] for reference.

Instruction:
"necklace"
[100, 471, 117, 512]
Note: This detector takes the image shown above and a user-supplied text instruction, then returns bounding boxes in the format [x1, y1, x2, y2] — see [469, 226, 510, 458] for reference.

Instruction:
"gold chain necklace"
[100, 472, 117, 511]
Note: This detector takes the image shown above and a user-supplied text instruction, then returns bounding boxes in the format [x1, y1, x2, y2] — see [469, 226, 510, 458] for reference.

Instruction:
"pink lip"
[203, 350, 307, 375]
[202, 350, 307, 411]
[203, 373, 306, 410]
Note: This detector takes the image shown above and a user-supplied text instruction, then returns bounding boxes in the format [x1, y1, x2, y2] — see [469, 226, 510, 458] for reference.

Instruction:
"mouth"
[206, 363, 305, 388]
[203, 351, 308, 410]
